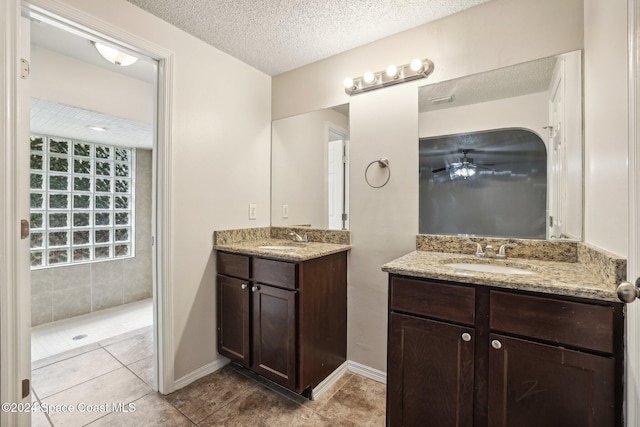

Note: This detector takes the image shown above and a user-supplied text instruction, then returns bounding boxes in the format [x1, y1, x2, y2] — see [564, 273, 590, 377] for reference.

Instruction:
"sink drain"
[72, 334, 88, 341]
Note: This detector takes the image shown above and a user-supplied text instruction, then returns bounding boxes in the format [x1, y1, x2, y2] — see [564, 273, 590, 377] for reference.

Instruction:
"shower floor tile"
[31, 298, 152, 362]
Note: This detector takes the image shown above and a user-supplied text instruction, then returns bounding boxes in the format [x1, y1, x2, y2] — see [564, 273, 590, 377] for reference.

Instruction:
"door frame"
[1, 0, 175, 422]
[0, 1, 26, 425]
[628, 0, 640, 424]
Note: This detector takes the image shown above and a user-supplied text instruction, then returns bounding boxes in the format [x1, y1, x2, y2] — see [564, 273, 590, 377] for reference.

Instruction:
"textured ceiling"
[418, 55, 558, 113]
[125, 0, 491, 76]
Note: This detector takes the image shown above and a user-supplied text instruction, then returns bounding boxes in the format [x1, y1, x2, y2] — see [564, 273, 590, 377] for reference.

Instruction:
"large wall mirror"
[271, 104, 349, 230]
[418, 50, 582, 241]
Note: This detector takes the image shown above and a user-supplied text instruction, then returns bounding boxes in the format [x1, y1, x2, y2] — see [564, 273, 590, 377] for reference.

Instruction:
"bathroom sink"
[444, 262, 535, 275]
[258, 245, 301, 250]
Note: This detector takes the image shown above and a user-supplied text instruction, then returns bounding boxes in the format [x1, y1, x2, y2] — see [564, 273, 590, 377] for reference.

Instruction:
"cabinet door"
[216, 274, 250, 367]
[387, 313, 474, 427]
[251, 283, 297, 389]
[488, 334, 615, 427]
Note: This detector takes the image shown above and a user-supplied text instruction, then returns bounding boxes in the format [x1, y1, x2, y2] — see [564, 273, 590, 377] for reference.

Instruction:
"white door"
[548, 60, 565, 239]
[627, 2, 640, 425]
[327, 138, 344, 230]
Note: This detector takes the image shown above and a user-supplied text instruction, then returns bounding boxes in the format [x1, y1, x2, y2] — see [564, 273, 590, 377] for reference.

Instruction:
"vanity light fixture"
[92, 41, 139, 67]
[343, 58, 434, 96]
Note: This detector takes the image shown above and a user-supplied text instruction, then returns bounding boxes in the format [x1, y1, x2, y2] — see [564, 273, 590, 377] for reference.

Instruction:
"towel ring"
[365, 158, 391, 188]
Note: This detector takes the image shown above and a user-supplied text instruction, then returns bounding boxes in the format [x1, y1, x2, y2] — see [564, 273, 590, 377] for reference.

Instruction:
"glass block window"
[29, 135, 135, 268]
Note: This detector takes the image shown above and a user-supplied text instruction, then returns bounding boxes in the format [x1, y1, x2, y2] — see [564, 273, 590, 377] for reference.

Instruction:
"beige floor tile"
[103, 330, 153, 365]
[127, 356, 155, 388]
[315, 375, 386, 427]
[164, 366, 261, 423]
[304, 372, 354, 410]
[86, 393, 193, 427]
[31, 342, 101, 371]
[97, 325, 152, 347]
[43, 367, 152, 427]
[199, 385, 333, 427]
[31, 405, 53, 427]
[32, 348, 121, 399]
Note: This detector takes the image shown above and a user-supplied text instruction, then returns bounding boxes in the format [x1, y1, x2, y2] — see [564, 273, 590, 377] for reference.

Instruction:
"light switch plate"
[282, 204, 289, 218]
[249, 203, 257, 220]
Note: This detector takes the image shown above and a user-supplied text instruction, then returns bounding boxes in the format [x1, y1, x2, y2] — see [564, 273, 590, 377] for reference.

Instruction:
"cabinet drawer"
[490, 291, 615, 354]
[390, 277, 475, 325]
[217, 252, 250, 279]
[253, 257, 297, 289]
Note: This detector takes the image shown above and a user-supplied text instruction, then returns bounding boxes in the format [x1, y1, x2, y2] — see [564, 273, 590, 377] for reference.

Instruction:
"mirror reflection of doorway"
[25, 12, 160, 422]
[327, 127, 349, 230]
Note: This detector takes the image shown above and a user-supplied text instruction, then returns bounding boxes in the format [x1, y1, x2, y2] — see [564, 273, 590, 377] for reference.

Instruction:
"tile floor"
[31, 327, 386, 426]
[31, 299, 153, 361]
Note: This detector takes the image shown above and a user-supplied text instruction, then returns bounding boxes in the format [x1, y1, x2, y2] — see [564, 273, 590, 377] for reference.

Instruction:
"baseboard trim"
[347, 360, 387, 384]
[173, 357, 229, 390]
[312, 361, 349, 400]
[173, 358, 386, 393]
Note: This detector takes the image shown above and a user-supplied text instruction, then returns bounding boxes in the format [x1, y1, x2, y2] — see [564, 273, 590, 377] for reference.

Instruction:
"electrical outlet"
[249, 203, 257, 220]
[282, 204, 289, 218]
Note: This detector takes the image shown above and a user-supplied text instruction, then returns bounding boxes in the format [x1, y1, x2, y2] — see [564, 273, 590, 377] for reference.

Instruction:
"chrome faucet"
[496, 243, 517, 258]
[289, 231, 308, 243]
[483, 245, 496, 259]
[466, 240, 484, 258]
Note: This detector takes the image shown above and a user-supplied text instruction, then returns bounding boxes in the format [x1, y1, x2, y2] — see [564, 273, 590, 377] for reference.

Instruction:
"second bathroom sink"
[444, 262, 535, 275]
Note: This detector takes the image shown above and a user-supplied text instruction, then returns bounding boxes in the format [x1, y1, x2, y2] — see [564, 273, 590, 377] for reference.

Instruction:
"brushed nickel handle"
[251, 286, 259, 293]
[240, 284, 247, 290]
[617, 279, 640, 303]
[491, 339, 502, 350]
[461, 333, 472, 342]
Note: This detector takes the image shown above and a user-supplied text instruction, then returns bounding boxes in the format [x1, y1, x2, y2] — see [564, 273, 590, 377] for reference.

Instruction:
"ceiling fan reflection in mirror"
[431, 149, 495, 180]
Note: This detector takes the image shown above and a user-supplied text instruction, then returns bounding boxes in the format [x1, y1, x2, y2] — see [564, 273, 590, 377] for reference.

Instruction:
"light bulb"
[410, 58, 423, 72]
[343, 77, 354, 89]
[363, 72, 375, 84]
[386, 64, 398, 78]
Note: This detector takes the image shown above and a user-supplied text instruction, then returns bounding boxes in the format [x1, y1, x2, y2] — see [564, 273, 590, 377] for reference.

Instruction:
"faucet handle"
[496, 243, 517, 258]
[288, 231, 309, 243]
[466, 240, 484, 257]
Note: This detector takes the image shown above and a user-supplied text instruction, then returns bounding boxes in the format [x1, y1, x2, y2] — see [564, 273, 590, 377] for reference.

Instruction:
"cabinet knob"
[251, 286, 259, 292]
[461, 333, 472, 342]
[241, 284, 247, 290]
[491, 339, 502, 350]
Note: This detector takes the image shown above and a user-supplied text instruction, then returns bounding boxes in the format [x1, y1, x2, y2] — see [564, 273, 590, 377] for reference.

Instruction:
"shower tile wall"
[31, 149, 153, 326]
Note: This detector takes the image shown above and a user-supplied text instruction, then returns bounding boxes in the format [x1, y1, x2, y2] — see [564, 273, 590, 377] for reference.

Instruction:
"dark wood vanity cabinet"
[216, 250, 347, 396]
[387, 275, 624, 427]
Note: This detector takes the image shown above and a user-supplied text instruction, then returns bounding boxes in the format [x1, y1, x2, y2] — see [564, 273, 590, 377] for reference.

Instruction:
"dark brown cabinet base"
[386, 274, 624, 427]
[216, 250, 347, 397]
[488, 333, 615, 427]
[388, 313, 474, 427]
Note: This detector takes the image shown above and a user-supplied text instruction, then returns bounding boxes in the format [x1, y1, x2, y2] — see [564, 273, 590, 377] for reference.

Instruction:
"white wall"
[31, 45, 154, 124]
[271, 108, 348, 228]
[50, 0, 272, 380]
[583, 0, 628, 257]
[419, 92, 548, 140]
[273, 0, 583, 371]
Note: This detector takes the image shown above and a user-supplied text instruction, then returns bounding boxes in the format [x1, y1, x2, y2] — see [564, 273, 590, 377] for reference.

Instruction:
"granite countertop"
[214, 239, 351, 262]
[382, 251, 619, 302]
